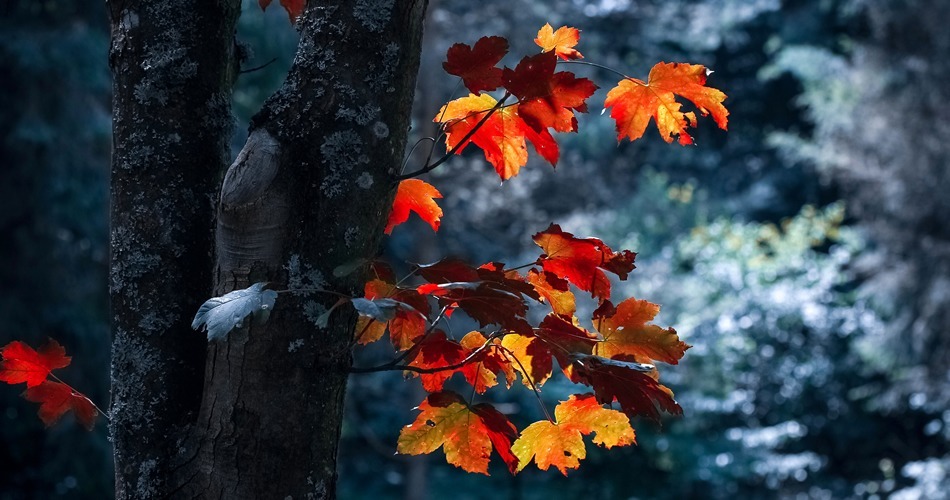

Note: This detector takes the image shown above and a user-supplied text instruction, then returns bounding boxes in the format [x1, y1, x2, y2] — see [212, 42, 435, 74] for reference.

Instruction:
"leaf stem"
[498, 345, 555, 424]
[558, 60, 631, 81]
[49, 373, 111, 422]
[394, 92, 512, 181]
[350, 331, 496, 374]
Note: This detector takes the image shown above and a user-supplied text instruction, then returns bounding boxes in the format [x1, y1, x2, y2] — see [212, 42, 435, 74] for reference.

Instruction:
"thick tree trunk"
[109, 1, 428, 498]
[107, 0, 241, 497]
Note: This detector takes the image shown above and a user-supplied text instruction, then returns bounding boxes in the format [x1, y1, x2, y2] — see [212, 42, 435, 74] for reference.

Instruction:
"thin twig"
[558, 60, 631, 81]
[394, 92, 512, 181]
[350, 332, 496, 374]
[274, 288, 351, 298]
[240, 57, 279, 74]
[349, 305, 451, 373]
[49, 374, 111, 421]
[497, 345, 554, 423]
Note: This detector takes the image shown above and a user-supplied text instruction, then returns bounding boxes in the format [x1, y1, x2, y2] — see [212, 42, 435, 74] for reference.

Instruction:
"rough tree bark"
[108, 1, 428, 498]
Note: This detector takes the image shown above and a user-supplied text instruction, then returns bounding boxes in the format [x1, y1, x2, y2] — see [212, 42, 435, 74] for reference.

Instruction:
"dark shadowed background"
[1, 0, 948, 498]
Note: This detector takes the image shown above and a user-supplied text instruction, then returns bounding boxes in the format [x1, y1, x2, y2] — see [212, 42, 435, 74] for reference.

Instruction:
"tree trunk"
[108, 1, 428, 498]
[107, 0, 241, 496]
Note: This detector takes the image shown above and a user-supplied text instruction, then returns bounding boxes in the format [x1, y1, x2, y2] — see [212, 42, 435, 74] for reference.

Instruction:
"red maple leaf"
[0, 340, 71, 388]
[533, 224, 636, 300]
[22, 380, 98, 430]
[502, 51, 597, 133]
[604, 62, 728, 145]
[571, 355, 682, 423]
[385, 179, 443, 235]
[443, 36, 509, 95]
[536, 313, 599, 371]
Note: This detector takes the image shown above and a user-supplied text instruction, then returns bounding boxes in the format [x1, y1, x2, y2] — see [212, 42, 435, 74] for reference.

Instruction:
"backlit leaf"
[571, 354, 682, 422]
[397, 391, 518, 474]
[604, 62, 728, 145]
[533, 224, 636, 300]
[534, 23, 583, 60]
[512, 394, 635, 474]
[0, 340, 71, 388]
[594, 297, 690, 365]
[436, 93, 558, 180]
[503, 51, 597, 133]
[385, 179, 443, 235]
[22, 380, 98, 430]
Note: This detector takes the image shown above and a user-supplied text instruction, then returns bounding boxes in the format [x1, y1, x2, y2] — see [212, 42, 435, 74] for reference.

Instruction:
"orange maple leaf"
[397, 391, 519, 474]
[527, 268, 576, 317]
[500, 333, 553, 387]
[385, 179, 443, 234]
[22, 380, 98, 430]
[534, 23, 583, 60]
[0, 340, 71, 388]
[355, 279, 429, 350]
[258, 0, 305, 23]
[436, 93, 558, 180]
[511, 394, 635, 475]
[604, 62, 728, 145]
[593, 297, 690, 365]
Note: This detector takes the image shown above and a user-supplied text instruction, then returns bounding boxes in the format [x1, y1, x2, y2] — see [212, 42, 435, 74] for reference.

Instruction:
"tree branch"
[394, 92, 512, 181]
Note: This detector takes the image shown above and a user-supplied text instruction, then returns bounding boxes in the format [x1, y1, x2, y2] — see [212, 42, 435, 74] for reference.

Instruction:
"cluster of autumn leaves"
[372, 24, 727, 474]
[0, 340, 98, 430]
[0, 18, 728, 478]
[354, 224, 689, 474]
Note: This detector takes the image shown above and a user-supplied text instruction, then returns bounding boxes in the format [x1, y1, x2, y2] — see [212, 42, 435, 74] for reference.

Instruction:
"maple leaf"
[416, 260, 537, 334]
[534, 23, 583, 60]
[527, 268, 576, 317]
[502, 51, 597, 133]
[594, 297, 690, 365]
[0, 340, 71, 388]
[417, 281, 532, 334]
[604, 62, 728, 145]
[571, 354, 682, 422]
[258, 0, 305, 24]
[408, 332, 470, 392]
[397, 391, 519, 474]
[22, 380, 98, 430]
[512, 394, 635, 475]
[458, 331, 515, 393]
[500, 333, 553, 387]
[536, 313, 599, 371]
[436, 94, 558, 180]
[355, 279, 429, 350]
[533, 224, 636, 300]
[385, 179, 443, 235]
[443, 36, 509, 95]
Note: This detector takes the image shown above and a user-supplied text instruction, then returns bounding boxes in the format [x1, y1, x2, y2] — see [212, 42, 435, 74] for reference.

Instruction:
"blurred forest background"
[2, 0, 948, 498]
